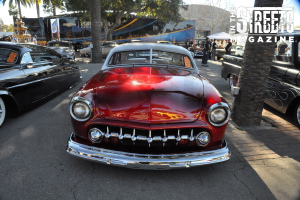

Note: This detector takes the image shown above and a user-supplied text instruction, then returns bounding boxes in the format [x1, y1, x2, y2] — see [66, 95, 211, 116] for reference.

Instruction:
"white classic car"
[47, 41, 75, 60]
[80, 42, 119, 57]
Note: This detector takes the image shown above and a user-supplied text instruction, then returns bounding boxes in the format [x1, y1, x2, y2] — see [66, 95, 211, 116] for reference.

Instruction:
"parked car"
[47, 41, 75, 60]
[192, 43, 204, 57]
[72, 40, 89, 52]
[221, 31, 300, 127]
[0, 42, 81, 127]
[102, 41, 119, 57]
[127, 39, 143, 43]
[79, 42, 118, 57]
[67, 43, 231, 169]
[156, 41, 172, 44]
[231, 45, 244, 57]
[80, 43, 93, 57]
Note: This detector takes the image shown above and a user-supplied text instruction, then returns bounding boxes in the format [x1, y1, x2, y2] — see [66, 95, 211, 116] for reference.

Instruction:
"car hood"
[97, 66, 204, 124]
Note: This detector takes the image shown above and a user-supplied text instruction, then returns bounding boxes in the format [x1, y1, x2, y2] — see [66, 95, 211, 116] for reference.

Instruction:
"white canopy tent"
[207, 32, 231, 40]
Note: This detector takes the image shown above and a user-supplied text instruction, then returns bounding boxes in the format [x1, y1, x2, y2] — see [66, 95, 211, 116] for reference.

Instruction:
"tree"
[8, 4, 19, 17]
[2, 0, 32, 18]
[67, 0, 185, 41]
[43, 0, 64, 16]
[231, 0, 284, 127]
[90, 0, 102, 63]
[33, 0, 41, 17]
[3, 24, 14, 32]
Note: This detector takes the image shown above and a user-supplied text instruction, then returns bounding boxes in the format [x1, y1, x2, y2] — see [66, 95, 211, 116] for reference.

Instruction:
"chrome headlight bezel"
[70, 97, 93, 121]
[208, 102, 231, 126]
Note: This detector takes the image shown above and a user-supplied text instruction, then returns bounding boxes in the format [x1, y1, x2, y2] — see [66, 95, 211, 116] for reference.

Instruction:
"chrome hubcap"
[297, 105, 300, 125]
[0, 97, 4, 125]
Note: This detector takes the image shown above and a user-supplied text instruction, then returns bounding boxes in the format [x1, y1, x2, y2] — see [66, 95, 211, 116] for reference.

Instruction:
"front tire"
[294, 102, 300, 128]
[0, 97, 6, 127]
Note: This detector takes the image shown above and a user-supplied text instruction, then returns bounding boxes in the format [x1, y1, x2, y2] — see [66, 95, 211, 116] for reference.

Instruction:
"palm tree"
[231, 0, 284, 126]
[90, 0, 102, 63]
[34, 0, 41, 17]
[43, 0, 63, 16]
[2, 0, 32, 18]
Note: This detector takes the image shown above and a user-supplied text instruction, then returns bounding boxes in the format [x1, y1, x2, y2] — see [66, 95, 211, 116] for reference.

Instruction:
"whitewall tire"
[294, 102, 300, 128]
[0, 97, 6, 127]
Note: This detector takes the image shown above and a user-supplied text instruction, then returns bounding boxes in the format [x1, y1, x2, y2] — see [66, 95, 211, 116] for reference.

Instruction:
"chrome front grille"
[94, 125, 201, 146]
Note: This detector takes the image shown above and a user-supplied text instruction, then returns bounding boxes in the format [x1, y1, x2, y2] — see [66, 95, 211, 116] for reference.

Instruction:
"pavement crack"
[231, 169, 259, 200]
[71, 180, 82, 200]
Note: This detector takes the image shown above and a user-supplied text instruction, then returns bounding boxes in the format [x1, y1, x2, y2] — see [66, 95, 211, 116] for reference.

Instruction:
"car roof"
[110, 43, 191, 55]
[102, 43, 198, 73]
[0, 41, 25, 50]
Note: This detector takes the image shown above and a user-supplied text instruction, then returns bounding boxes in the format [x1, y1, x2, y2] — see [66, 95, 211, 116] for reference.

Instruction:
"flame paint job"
[97, 67, 203, 124]
[71, 66, 228, 148]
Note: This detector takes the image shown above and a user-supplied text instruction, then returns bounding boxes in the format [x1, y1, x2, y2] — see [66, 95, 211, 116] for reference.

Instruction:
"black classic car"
[0, 42, 81, 127]
[221, 31, 300, 127]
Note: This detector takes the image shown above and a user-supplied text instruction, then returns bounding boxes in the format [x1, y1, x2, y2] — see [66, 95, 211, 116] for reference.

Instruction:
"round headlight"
[70, 97, 92, 121]
[211, 108, 227, 123]
[208, 102, 230, 126]
[73, 102, 90, 118]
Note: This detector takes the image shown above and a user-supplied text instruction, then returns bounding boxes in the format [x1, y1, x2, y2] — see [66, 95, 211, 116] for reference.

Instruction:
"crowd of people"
[185, 38, 232, 67]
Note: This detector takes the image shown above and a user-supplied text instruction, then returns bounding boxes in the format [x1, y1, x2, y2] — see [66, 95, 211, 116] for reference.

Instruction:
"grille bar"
[101, 125, 197, 144]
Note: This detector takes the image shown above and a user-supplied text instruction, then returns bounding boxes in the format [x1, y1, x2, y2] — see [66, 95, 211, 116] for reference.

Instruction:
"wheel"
[84, 53, 89, 57]
[229, 74, 238, 87]
[217, 56, 221, 60]
[0, 97, 6, 127]
[294, 102, 300, 128]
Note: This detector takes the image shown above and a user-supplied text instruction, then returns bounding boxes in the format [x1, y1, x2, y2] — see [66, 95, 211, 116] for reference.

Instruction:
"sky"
[0, 0, 299, 26]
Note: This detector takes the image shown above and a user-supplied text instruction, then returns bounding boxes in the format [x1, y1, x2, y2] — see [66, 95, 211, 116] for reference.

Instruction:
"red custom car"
[67, 43, 231, 169]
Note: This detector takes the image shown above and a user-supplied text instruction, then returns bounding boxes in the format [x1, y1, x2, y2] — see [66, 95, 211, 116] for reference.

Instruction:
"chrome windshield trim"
[67, 133, 230, 170]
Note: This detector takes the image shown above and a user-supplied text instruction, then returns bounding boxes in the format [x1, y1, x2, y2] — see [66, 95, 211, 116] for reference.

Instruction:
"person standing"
[202, 37, 210, 67]
[211, 39, 217, 61]
[185, 38, 190, 49]
[33, 35, 38, 45]
[225, 39, 232, 54]
[208, 39, 213, 59]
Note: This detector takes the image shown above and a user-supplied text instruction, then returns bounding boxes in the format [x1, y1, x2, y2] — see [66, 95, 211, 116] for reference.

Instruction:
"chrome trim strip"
[67, 133, 231, 170]
[0, 91, 9, 95]
[223, 61, 241, 68]
[6, 74, 63, 89]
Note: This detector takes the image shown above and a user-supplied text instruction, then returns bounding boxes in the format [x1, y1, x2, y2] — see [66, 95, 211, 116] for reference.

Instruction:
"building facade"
[179, 4, 230, 40]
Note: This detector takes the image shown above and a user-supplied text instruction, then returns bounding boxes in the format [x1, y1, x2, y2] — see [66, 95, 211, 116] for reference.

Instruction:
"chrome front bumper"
[67, 133, 230, 170]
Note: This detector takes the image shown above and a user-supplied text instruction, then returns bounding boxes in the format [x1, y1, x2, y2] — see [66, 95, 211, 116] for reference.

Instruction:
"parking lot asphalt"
[0, 56, 299, 200]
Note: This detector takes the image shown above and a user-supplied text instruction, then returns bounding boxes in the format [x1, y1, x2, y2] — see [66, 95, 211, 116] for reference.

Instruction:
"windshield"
[108, 50, 193, 69]
[47, 42, 70, 47]
[0, 48, 18, 64]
